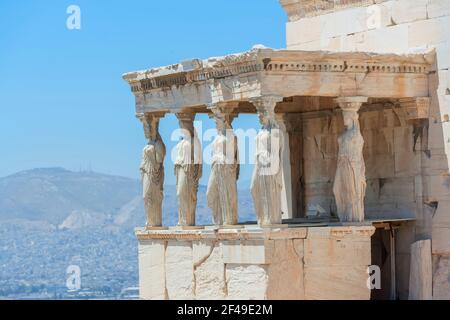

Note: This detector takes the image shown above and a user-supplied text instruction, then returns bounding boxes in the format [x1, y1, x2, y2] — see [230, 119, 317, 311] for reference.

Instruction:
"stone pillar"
[138, 112, 166, 228]
[409, 240, 432, 300]
[333, 97, 368, 223]
[251, 95, 285, 226]
[174, 113, 202, 227]
[275, 113, 293, 220]
[206, 103, 239, 226]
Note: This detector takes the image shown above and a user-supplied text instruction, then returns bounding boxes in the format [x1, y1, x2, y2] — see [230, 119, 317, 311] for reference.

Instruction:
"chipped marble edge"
[135, 224, 376, 241]
[122, 47, 434, 82]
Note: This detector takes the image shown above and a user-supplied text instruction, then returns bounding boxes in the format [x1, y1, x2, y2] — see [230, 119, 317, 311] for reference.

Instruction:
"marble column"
[275, 113, 294, 220]
[333, 97, 368, 222]
[174, 113, 202, 227]
[251, 95, 284, 226]
[138, 112, 166, 228]
[206, 104, 239, 226]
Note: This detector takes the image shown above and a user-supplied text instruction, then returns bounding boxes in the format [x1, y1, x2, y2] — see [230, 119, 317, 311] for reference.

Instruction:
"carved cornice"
[123, 49, 430, 94]
[135, 225, 374, 241]
[335, 96, 369, 112]
[251, 95, 284, 113]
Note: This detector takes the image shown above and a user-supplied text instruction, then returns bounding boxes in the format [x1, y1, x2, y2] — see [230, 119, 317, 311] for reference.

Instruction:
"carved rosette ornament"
[333, 97, 368, 223]
[250, 95, 284, 226]
[138, 113, 166, 228]
[206, 103, 239, 226]
[174, 113, 202, 227]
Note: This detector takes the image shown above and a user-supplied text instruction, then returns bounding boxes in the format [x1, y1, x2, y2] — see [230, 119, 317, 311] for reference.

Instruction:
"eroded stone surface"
[266, 239, 305, 300]
[165, 241, 194, 300]
[138, 240, 166, 300]
[137, 226, 374, 300]
[226, 264, 268, 300]
[193, 241, 226, 300]
[433, 255, 450, 300]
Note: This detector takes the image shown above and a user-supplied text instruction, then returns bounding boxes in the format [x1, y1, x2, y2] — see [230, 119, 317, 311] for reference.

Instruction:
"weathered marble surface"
[139, 114, 166, 228]
[251, 127, 283, 225]
[408, 240, 432, 300]
[281, 0, 449, 299]
[333, 97, 367, 222]
[206, 108, 239, 226]
[174, 113, 202, 226]
[136, 226, 375, 300]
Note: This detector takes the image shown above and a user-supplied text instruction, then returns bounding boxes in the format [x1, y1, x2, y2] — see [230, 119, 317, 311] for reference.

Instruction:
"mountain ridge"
[0, 168, 256, 229]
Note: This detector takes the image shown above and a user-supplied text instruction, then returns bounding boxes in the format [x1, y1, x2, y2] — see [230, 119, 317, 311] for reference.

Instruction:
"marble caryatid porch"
[123, 47, 433, 300]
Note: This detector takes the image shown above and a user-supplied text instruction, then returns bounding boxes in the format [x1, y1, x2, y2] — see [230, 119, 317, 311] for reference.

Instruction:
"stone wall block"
[138, 240, 166, 300]
[165, 241, 194, 299]
[432, 255, 450, 299]
[225, 264, 268, 300]
[221, 240, 274, 265]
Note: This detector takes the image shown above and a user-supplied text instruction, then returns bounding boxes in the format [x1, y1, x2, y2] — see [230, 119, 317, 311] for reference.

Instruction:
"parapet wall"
[137, 225, 375, 300]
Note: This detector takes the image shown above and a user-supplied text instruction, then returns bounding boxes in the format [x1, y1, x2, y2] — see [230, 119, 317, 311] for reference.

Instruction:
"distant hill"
[0, 168, 255, 229]
[0, 168, 256, 299]
[0, 168, 141, 226]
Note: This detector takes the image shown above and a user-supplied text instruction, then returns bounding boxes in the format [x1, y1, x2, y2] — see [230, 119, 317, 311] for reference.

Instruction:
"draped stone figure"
[206, 111, 239, 226]
[333, 107, 366, 222]
[251, 111, 283, 226]
[139, 114, 166, 228]
[174, 114, 202, 226]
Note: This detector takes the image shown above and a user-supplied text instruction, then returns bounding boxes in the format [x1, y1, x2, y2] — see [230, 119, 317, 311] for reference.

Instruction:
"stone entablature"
[135, 225, 374, 241]
[123, 48, 431, 113]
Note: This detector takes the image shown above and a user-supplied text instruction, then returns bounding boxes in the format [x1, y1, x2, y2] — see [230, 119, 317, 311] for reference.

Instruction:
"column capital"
[175, 112, 196, 122]
[136, 112, 165, 141]
[208, 102, 238, 129]
[207, 101, 239, 115]
[250, 95, 284, 113]
[136, 111, 166, 122]
[335, 96, 368, 112]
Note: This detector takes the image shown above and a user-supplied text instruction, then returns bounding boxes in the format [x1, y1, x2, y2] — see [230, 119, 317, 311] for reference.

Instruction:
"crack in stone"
[193, 240, 217, 297]
[163, 241, 169, 300]
[291, 238, 306, 298]
[223, 263, 229, 297]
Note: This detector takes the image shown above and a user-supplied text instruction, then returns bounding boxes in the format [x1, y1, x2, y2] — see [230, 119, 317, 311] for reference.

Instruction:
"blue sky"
[0, 0, 286, 187]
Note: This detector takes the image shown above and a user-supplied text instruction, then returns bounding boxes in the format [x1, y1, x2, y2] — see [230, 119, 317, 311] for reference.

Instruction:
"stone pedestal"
[136, 225, 375, 300]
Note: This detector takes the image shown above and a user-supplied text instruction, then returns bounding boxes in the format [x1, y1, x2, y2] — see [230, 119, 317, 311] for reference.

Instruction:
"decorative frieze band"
[265, 61, 428, 74]
[124, 50, 430, 93]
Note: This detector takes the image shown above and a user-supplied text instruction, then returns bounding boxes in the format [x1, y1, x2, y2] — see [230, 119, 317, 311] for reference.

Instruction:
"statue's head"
[215, 114, 232, 134]
[258, 112, 268, 127]
[259, 110, 277, 129]
[179, 119, 195, 138]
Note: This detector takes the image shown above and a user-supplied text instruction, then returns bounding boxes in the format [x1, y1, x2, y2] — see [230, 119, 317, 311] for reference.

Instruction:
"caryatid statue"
[333, 97, 368, 222]
[206, 105, 239, 226]
[138, 113, 166, 228]
[250, 96, 284, 226]
[174, 113, 202, 227]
